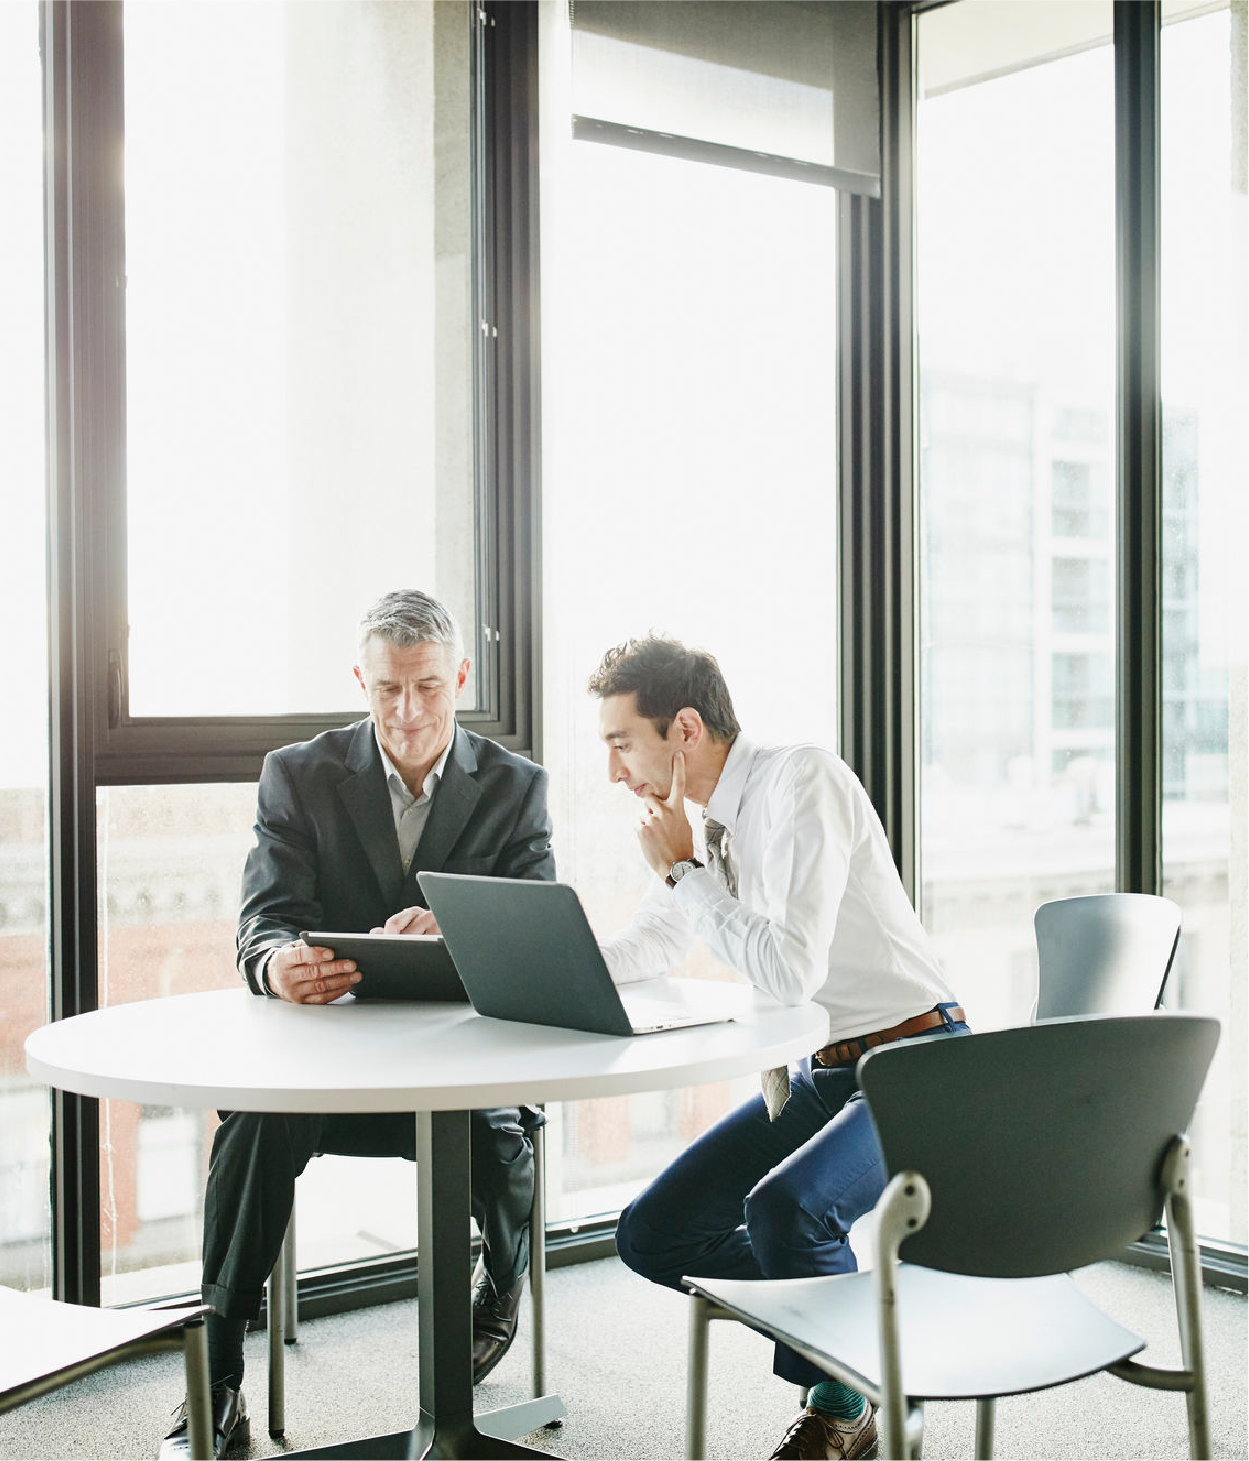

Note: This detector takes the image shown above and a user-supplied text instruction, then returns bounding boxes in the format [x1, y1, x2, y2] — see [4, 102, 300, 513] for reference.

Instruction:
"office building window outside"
[94, 782, 422, 1301]
[916, 4, 1117, 1030]
[93, 783, 250, 1301]
[0, 1, 51, 1293]
[1159, 2, 1245, 1245]
[541, 27, 840, 1220]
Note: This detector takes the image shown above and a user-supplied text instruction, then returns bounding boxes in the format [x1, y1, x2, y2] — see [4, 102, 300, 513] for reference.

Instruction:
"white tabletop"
[25, 982, 829, 1114]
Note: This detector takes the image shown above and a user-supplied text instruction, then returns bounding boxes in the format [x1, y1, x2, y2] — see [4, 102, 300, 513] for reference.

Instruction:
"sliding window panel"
[915, 2, 1117, 1030]
[1159, 1, 1246, 1246]
[541, 4, 839, 1219]
[94, 783, 253, 1301]
[92, 781, 421, 1300]
[93, 788, 436, 1312]
[120, 0, 481, 722]
[0, 0, 51, 1293]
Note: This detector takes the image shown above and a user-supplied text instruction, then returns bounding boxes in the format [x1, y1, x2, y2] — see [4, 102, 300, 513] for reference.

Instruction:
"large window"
[67, 0, 476, 1303]
[1159, 3, 1245, 1244]
[37, 0, 521, 1306]
[540, 3, 841, 1221]
[916, 1, 1117, 1031]
[916, 0, 1246, 1251]
[0, 1, 50, 1292]
[121, 0, 479, 718]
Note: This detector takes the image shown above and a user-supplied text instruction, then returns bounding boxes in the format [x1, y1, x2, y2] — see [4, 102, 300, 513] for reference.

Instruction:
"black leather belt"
[813, 1005, 967, 1068]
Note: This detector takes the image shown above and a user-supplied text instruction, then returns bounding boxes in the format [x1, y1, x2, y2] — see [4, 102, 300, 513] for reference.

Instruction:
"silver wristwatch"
[666, 858, 704, 888]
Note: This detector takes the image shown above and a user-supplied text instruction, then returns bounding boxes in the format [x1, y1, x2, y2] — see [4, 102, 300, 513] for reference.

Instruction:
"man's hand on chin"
[637, 750, 695, 878]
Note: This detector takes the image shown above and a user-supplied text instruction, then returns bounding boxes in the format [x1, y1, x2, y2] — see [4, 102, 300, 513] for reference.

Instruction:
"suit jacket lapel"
[407, 724, 480, 899]
[338, 719, 405, 911]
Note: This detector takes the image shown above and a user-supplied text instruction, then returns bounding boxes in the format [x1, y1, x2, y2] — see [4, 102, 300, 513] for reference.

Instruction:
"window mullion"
[1113, 0, 1163, 895]
[838, 3, 918, 899]
[43, 0, 126, 1304]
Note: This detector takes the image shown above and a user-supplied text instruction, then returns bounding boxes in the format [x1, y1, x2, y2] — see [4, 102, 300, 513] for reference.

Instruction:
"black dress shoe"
[471, 1262, 525, 1384]
[158, 1383, 250, 1460]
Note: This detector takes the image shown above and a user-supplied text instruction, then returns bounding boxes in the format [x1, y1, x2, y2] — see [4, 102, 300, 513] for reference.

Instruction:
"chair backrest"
[1033, 893, 1181, 1021]
[857, 1013, 1219, 1280]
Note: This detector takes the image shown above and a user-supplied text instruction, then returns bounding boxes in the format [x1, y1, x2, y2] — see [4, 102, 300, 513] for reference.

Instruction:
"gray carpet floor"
[2, 1255, 1245, 1461]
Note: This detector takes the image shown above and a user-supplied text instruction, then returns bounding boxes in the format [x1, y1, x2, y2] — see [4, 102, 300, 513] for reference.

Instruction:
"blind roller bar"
[572, 114, 882, 199]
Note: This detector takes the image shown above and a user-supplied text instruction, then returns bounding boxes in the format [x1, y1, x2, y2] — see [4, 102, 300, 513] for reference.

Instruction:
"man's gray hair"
[357, 590, 464, 665]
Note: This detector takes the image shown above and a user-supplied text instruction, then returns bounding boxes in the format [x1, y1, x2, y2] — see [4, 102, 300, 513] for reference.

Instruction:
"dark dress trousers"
[202, 719, 555, 1321]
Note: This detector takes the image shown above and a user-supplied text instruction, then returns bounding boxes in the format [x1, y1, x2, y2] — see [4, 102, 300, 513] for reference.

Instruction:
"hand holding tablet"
[299, 930, 468, 1003]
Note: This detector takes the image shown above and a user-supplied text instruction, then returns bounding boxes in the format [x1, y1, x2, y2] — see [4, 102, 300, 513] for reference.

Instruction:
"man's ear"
[353, 665, 366, 694]
[673, 707, 704, 748]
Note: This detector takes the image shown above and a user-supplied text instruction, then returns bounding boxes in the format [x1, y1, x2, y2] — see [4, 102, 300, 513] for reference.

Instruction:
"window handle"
[107, 649, 125, 729]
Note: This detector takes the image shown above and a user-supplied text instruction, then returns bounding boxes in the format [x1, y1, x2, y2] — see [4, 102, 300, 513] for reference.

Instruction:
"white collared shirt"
[601, 735, 956, 1043]
[376, 730, 454, 873]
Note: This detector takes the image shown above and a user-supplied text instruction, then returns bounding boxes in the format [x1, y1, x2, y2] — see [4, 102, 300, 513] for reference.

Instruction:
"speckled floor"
[3, 1255, 1245, 1461]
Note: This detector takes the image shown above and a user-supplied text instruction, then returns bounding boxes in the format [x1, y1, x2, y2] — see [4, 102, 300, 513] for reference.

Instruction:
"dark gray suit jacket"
[237, 719, 555, 994]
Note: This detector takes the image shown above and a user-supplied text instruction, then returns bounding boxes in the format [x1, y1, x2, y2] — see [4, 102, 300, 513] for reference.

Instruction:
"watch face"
[671, 860, 695, 882]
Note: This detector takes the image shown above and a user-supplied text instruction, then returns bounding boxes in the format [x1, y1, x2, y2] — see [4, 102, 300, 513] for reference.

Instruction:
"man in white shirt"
[589, 635, 968, 1461]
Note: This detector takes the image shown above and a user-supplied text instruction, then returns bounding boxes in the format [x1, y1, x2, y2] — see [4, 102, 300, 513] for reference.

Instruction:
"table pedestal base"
[265, 1111, 566, 1460]
[274, 1391, 566, 1460]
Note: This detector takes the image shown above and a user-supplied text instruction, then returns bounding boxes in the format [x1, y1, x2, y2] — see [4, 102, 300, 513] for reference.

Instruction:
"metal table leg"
[272, 1109, 564, 1461]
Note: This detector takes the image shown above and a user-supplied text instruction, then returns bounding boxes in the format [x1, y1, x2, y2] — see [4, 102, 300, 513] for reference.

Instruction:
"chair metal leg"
[873, 1172, 931, 1461]
[182, 1317, 213, 1461]
[685, 1293, 712, 1461]
[267, 1211, 295, 1438]
[909, 1399, 925, 1459]
[1163, 1139, 1210, 1460]
[530, 1119, 549, 1403]
[283, 1204, 298, 1342]
[974, 1397, 995, 1459]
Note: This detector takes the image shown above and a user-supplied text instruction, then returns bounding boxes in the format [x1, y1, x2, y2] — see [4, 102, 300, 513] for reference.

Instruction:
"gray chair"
[265, 1116, 551, 1439]
[684, 1014, 1220, 1460]
[0, 1287, 213, 1459]
[1033, 892, 1181, 1021]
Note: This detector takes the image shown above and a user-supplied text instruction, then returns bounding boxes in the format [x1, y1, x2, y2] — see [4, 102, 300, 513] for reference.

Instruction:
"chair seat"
[0, 1287, 207, 1398]
[688, 1265, 1145, 1401]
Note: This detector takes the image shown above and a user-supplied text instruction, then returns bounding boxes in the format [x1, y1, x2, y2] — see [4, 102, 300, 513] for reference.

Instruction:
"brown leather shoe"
[158, 1384, 250, 1460]
[471, 1259, 524, 1384]
[769, 1404, 878, 1460]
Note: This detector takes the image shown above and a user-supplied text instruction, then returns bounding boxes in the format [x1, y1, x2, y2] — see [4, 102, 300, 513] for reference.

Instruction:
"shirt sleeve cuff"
[672, 866, 720, 907]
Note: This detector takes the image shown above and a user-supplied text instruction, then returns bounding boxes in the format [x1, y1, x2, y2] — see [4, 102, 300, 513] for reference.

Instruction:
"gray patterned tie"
[705, 815, 791, 1121]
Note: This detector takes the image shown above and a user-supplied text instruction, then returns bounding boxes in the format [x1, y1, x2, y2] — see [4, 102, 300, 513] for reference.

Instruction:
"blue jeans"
[615, 1007, 970, 1388]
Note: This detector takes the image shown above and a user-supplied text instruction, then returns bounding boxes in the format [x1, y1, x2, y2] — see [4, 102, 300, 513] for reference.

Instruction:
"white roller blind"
[571, 0, 879, 193]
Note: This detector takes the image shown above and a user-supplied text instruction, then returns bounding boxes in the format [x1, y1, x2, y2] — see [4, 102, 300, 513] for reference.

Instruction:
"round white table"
[27, 982, 828, 1459]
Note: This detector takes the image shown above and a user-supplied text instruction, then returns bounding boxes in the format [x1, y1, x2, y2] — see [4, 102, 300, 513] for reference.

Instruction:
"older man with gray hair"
[160, 589, 555, 1460]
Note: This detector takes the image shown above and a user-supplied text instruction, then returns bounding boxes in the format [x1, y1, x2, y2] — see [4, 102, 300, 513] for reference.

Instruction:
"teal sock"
[808, 1380, 868, 1421]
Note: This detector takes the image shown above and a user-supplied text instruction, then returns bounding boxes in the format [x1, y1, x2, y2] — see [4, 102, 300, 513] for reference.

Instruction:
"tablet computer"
[299, 931, 468, 1003]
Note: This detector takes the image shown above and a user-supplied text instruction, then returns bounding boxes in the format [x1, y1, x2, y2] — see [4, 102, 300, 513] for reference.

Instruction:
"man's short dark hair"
[587, 636, 740, 743]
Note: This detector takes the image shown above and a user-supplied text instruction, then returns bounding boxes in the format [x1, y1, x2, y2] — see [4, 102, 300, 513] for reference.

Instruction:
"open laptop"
[299, 930, 468, 1002]
[417, 873, 737, 1037]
